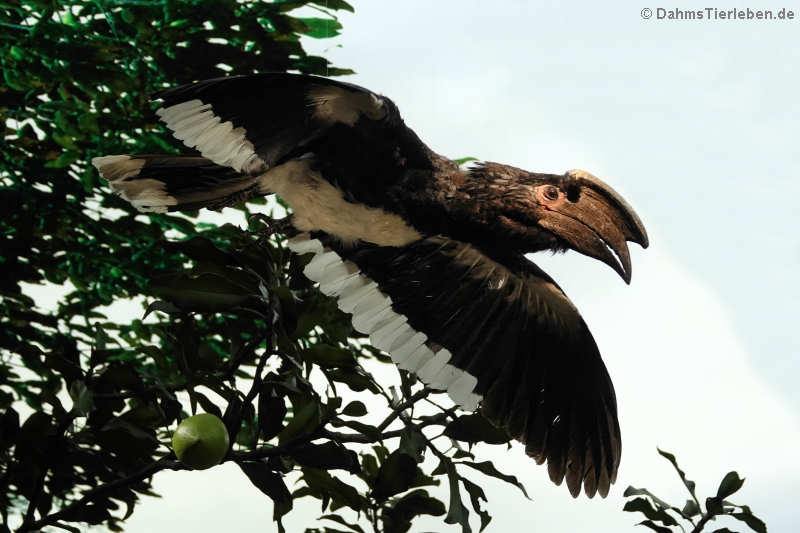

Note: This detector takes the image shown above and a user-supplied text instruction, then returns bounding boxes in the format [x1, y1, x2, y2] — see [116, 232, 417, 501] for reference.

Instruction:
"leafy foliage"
[622, 449, 767, 533]
[0, 1, 527, 532]
[1, 2, 772, 533]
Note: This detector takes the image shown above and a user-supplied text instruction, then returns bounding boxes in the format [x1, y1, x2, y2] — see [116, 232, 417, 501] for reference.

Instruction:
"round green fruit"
[172, 413, 230, 470]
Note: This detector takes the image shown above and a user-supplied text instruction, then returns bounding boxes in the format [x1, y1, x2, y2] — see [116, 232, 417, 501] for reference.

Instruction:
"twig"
[689, 513, 713, 533]
[321, 387, 436, 444]
[243, 335, 272, 404]
[49, 522, 81, 533]
[423, 396, 459, 421]
[21, 471, 45, 529]
[222, 331, 270, 381]
[374, 388, 430, 433]
[369, 500, 381, 533]
[326, 413, 449, 444]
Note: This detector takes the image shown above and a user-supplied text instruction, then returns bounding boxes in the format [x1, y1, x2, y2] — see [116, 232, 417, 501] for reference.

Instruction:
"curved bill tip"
[567, 169, 649, 251]
[601, 239, 632, 285]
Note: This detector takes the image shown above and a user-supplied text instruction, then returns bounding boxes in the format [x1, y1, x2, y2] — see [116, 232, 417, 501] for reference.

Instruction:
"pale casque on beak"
[534, 169, 649, 284]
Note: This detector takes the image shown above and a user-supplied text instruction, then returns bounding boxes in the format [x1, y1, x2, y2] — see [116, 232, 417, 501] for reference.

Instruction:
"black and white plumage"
[93, 73, 648, 498]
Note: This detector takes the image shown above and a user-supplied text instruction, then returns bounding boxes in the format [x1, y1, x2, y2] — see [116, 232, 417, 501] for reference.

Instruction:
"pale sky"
[115, 1, 799, 532]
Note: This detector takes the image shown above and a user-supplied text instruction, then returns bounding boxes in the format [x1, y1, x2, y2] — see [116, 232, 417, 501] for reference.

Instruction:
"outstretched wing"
[154, 73, 436, 207]
[288, 233, 621, 499]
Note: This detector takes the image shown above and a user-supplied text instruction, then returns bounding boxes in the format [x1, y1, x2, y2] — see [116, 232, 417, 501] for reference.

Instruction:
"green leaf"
[15, 412, 52, 463]
[372, 451, 417, 501]
[342, 400, 367, 417]
[453, 157, 478, 166]
[9, 45, 24, 60]
[706, 496, 724, 516]
[0, 408, 20, 452]
[62, 503, 112, 525]
[319, 514, 365, 533]
[636, 520, 674, 533]
[95, 419, 158, 463]
[657, 448, 698, 499]
[289, 441, 359, 473]
[77, 113, 100, 134]
[730, 508, 767, 533]
[52, 133, 80, 150]
[166, 236, 236, 266]
[385, 489, 445, 531]
[47, 334, 82, 383]
[278, 400, 321, 445]
[460, 476, 492, 532]
[68, 380, 93, 416]
[258, 386, 287, 441]
[459, 461, 530, 499]
[717, 471, 745, 499]
[710, 529, 739, 533]
[624, 487, 677, 514]
[623, 498, 679, 526]
[681, 499, 701, 518]
[234, 413, 259, 449]
[398, 426, 427, 462]
[301, 467, 364, 512]
[311, 0, 355, 12]
[44, 150, 80, 168]
[444, 413, 510, 445]
[150, 272, 253, 312]
[239, 461, 293, 525]
[54, 110, 71, 132]
[142, 299, 181, 319]
[296, 17, 342, 38]
[3, 69, 26, 91]
[327, 367, 381, 393]
[300, 344, 356, 368]
[440, 458, 471, 533]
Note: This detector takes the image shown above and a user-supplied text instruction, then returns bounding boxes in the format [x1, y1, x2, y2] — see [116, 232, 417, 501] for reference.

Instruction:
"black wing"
[288, 233, 621, 498]
[154, 73, 436, 207]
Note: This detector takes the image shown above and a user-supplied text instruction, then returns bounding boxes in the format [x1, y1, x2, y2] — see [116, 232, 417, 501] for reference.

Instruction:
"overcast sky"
[120, 2, 800, 532]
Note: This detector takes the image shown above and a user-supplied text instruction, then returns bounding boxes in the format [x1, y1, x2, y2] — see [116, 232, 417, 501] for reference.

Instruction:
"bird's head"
[470, 165, 649, 283]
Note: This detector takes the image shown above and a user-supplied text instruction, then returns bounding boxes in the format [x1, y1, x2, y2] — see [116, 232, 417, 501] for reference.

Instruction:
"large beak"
[538, 170, 649, 284]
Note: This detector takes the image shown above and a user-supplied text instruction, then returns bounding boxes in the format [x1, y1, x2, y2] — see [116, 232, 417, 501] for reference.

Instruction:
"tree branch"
[228, 443, 296, 462]
[17, 458, 185, 533]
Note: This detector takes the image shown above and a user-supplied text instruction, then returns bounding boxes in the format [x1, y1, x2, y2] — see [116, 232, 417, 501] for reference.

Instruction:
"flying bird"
[92, 73, 648, 498]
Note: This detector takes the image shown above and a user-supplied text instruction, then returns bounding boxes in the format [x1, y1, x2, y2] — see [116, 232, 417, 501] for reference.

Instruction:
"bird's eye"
[543, 186, 559, 201]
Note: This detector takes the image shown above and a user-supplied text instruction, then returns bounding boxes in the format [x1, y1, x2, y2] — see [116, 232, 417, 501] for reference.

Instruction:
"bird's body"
[93, 73, 648, 498]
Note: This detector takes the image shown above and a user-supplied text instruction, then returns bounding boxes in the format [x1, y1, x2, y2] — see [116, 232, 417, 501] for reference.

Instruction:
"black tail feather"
[92, 154, 265, 212]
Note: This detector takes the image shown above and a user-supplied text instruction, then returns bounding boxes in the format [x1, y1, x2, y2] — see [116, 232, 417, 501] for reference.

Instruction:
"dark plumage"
[93, 73, 648, 498]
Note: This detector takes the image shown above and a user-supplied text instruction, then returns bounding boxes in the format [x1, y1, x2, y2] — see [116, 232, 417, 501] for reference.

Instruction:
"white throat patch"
[259, 159, 421, 247]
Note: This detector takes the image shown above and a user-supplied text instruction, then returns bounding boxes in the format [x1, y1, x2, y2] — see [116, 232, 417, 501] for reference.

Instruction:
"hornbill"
[92, 73, 648, 498]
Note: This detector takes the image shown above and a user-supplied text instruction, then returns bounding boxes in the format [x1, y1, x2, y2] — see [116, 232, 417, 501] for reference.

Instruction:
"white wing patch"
[287, 233, 481, 412]
[156, 99, 267, 174]
[306, 85, 386, 126]
[91, 155, 176, 213]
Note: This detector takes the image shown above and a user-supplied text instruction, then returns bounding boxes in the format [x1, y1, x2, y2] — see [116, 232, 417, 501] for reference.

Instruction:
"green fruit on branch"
[172, 413, 230, 470]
